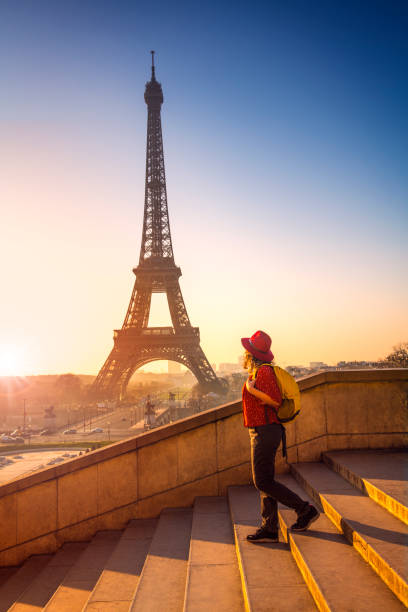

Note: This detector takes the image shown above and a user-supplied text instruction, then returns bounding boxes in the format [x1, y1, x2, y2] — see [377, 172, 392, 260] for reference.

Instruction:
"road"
[0, 449, 86, 485]
[26, 403, 171, 445]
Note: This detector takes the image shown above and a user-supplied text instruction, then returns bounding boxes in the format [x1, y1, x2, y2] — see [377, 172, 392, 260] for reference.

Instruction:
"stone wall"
[0, 369, 406, 566]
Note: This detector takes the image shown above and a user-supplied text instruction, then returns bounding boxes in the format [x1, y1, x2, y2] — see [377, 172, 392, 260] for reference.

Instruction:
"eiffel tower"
[91, 53, 224, 401]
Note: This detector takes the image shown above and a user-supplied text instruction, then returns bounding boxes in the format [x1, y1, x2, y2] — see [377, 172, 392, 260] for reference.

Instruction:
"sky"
[1, 0, 407, 376]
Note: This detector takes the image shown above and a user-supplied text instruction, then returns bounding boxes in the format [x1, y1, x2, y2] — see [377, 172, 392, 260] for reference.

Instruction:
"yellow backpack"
[256, 364, 301, 423]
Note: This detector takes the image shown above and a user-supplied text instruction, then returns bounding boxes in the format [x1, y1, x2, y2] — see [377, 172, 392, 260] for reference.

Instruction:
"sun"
[0, 345, 23, 376]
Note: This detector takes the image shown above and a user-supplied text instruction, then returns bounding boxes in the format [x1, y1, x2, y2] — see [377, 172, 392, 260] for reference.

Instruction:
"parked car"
[39, 429, 50, 436]
[0, 436, 14, 443]
[63, 429, 77, 435]
[11, 437, 25, 444]
[90, 427, 103, 434]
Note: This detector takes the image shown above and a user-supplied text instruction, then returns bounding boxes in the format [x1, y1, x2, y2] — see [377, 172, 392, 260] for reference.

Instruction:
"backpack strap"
[264, 405, 270, 424]
[254, 363, 279, 427]
[254, 365, 288, 458]
[278, 410, 300, 423]
[280, 424, 287, 458]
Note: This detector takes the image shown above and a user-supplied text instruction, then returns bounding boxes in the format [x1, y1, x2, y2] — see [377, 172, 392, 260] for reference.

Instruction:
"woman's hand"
[246, 378, 280, 407]
[246, 378, 255, 391]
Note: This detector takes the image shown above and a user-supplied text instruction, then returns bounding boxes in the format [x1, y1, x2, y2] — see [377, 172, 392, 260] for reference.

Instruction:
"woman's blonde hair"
[243, 350, 275, 376]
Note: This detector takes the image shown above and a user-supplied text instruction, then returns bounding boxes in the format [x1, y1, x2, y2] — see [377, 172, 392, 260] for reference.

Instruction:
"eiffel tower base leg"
[89, 336, 228, 402]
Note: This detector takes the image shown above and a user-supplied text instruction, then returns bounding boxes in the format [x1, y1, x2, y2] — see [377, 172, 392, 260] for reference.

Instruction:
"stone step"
[228, 485, 317, 612]
[130, 508, 193, 612]
[183, 496, 244, 612]
[323, 450, 408, 525]
[0, 555, 51, 612]
[8, 542, 87, 612]
[291, 462, 408, 607]
[83, 519, 157, 611]
[43, 531, 122, 612]
[277, 474, 405, 611]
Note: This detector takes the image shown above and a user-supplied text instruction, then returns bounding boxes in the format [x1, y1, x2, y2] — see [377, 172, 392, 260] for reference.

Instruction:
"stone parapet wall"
[289, 369, 408, 462]
[0, 369, 406, 566]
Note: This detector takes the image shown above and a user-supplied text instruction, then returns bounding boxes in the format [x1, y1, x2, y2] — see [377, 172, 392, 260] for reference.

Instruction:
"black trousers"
[249, 423, 308, 531]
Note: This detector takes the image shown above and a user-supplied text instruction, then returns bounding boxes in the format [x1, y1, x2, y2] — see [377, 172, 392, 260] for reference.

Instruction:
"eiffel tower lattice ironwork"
[91, 53, 223, 400]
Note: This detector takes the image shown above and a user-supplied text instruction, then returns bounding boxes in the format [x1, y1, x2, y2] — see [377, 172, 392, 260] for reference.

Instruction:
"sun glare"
[0, 345, 23, 376]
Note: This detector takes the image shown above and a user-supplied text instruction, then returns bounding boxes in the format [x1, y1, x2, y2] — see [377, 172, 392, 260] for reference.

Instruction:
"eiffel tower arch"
[90, 53, 225, 401]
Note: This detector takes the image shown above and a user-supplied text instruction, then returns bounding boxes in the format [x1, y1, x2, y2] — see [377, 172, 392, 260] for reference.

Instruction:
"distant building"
[286, 366, 311, 379]
[219, 363, 242, 374]
[285, 359, 383, 380]
[168, 361, 182, 374]
[336, 360, 380, 369]
[183, 370, 194, 383]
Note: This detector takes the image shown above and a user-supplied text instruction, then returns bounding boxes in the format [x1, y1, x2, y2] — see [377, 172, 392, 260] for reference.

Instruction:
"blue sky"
[1, 0, 407, 374]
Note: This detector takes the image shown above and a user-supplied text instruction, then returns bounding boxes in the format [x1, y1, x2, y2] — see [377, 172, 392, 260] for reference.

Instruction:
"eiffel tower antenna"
[90, 54, 225, 401]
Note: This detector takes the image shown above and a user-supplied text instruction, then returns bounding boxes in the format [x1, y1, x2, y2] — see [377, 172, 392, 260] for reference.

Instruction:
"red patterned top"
[242, 365, 282, 427]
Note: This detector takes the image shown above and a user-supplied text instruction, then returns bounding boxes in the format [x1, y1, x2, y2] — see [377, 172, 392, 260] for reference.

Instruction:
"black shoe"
[291, 504, 319, 532]
[247, 528, 279, 543]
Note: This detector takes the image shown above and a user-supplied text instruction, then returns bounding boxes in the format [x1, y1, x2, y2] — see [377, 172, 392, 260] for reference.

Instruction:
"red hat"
[241, 330, 274, 362]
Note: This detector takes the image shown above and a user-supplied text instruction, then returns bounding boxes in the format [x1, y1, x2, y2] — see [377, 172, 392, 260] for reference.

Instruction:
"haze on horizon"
[1, 0, 407, 377]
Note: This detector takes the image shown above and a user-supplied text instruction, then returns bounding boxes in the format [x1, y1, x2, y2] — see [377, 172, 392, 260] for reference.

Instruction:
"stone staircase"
[0, 450, 405, 611]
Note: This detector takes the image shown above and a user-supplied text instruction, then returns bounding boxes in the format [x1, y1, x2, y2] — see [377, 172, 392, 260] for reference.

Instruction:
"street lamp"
[23, 398, 27, 431]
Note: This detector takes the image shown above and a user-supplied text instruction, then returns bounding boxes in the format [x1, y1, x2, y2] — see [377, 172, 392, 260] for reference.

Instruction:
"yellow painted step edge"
[278, 512, 331, 612]
[232, 524, 251, 612]
[363, 479, 408, 526]
[319, 493, 408, 607]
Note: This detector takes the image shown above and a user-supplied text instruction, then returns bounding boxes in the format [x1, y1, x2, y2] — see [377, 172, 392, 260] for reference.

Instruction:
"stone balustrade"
[0, 368, 406, 567]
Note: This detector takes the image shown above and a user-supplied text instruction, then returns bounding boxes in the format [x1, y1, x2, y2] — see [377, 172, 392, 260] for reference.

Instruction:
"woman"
[241, 330, 319, 542]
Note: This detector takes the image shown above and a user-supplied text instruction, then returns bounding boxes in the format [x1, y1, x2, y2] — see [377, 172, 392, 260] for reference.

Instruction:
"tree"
[191, 383, 204, 398]
[56, 374, 83, 402]
[227, 373, 246, 397]
[384, 342, 408, 368]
